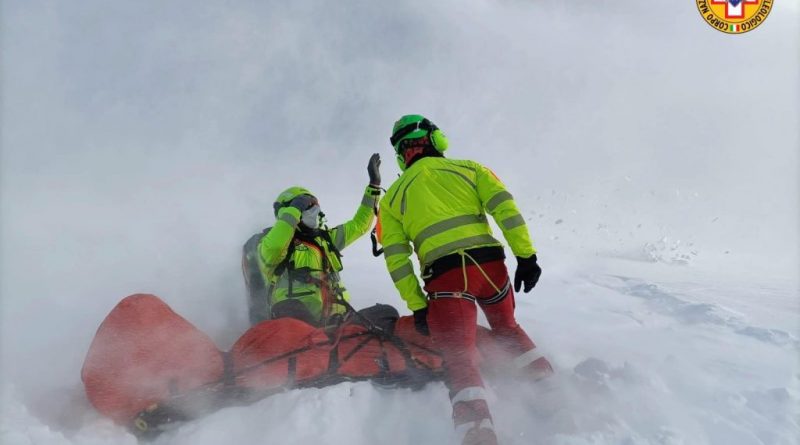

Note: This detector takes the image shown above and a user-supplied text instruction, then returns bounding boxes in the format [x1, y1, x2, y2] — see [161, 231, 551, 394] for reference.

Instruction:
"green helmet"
[273, 186, 315, 216]
[390, 115, 449, 170]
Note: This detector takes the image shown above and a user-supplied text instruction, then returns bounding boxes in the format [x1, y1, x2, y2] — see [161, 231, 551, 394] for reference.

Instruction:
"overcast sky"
[1, 0, 797, 400]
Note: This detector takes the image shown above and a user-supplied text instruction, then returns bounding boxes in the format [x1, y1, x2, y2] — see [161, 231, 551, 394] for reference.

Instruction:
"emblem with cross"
[710, 0, 759, 19]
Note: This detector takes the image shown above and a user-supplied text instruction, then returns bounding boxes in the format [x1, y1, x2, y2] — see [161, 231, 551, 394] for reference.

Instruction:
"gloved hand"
[413, 307, 429, 336]
[288, 194, 316, 212]
[514, 254, 541, 293]
[367, 153, 381, 187]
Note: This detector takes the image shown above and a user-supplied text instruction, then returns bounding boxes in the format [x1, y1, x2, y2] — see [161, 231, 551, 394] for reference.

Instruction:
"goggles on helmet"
[390, 118, 437, 150]
[273, 194, 319, 216]
[297, 195, 319, 210]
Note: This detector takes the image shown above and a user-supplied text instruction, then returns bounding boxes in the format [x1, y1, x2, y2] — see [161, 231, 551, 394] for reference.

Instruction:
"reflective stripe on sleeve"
[361, 194, 377, 208]
[485, 191, 513, 212]
[383, 243, 412, 257]
[333, 225, 346, 250]
[451, 386, 488, 405]
[279, 212, 299, 226]
[389, 263, 415, 282]
[501, 214, 526, 230]
[413, 214, 487, 247]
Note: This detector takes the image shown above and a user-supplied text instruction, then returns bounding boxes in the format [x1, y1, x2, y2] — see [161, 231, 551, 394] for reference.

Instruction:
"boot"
[453, 397, 497, 445]
[525, 356, 554, 381]
[459, 419, 498, 445]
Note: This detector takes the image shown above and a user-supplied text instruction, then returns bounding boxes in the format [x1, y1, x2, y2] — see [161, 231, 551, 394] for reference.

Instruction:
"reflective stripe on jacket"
[257, 185, 380, 322]
[378, 157, 536, 311]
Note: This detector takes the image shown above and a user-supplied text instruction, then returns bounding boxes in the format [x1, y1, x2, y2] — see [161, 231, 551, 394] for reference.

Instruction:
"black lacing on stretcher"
[131, 203, 444, 437]
[130, 296, 443, 438]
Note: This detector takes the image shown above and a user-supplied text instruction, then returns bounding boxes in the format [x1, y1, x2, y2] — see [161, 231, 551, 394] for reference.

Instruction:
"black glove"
[367, 153, 381, 187]
[514, 254, 542, 293]
[288, 194, 316, 212]
[413, 307, 429, 336]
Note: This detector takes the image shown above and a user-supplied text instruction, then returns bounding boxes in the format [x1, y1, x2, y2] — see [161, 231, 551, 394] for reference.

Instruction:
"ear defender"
[429, 128, 449, 153]
[395, 153, 407, 172]
[390, 115, 449, 170]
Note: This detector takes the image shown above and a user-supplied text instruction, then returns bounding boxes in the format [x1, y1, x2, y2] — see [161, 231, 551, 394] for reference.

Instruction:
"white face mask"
[301, 204, 321, 229]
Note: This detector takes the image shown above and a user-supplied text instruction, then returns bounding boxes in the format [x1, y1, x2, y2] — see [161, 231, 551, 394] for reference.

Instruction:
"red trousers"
[425, 260, 544, 429]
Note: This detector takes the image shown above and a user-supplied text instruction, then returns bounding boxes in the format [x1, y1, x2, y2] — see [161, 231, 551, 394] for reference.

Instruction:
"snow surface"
[1, 1, 798, 445]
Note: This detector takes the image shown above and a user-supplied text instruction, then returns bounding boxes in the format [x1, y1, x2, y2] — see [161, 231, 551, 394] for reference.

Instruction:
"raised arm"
[328, 153, 383, 251]
[328, 185, 381, 251]
[258, 206, 300, 274]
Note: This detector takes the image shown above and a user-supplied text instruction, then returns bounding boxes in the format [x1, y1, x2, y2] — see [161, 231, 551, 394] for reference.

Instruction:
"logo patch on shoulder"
[696, 0, 773, 34]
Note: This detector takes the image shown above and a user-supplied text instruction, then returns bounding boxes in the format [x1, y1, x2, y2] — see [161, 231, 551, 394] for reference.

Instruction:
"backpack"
[242, 227, 273, 325]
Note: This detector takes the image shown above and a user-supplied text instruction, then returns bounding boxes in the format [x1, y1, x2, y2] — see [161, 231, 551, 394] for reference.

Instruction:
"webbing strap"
[478, 280, 511, 305]
[234, 331, 371, 377]
[427, 291, 477, 303]
[370, 228, 384, 257]
[426, 281, 509, 306]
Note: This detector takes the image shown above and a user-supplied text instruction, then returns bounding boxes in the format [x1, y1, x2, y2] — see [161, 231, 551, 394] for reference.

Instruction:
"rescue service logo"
[696, 0, 773, 34]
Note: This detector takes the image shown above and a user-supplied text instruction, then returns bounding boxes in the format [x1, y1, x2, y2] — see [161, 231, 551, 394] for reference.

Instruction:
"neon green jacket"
[378, 157, 536, 311]
[257, 185, 380, 322]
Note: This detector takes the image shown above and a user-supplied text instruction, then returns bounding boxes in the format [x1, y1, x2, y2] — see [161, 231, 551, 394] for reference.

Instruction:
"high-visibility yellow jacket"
[257, 185, 380, 322]
[378, 157, 536, 311]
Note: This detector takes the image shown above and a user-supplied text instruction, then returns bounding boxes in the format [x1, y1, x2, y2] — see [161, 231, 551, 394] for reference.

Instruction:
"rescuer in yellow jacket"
[242, 154, 383, 327]
[379, 115, 553, 445]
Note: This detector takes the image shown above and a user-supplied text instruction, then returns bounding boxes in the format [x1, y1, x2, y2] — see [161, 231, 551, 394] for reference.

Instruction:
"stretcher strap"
[426, 280, 510, 306]
[427, 291, 477, 303]
[477, 280, 511, 306]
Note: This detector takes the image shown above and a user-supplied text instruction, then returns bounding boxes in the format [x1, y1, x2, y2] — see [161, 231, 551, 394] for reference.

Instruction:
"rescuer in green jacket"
[378, 115, 553, 445]
[242, 154, 383, 327]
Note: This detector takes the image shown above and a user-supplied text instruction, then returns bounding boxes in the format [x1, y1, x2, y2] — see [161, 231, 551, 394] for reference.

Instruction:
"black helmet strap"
[390, 118, 437, 148]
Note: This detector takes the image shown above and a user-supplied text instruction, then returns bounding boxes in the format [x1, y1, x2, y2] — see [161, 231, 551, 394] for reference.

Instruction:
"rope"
[461, 250, 503, 294]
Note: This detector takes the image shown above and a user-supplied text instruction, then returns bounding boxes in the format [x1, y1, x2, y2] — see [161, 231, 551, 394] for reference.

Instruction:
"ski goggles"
[301, 204, 321, 229]
[389, 118, 438, 149]
[274, 195, 319, 213]
[297, 196, 319, 210]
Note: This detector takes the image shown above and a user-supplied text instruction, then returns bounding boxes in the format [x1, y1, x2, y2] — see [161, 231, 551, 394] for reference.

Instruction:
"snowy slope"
[1, 1, 798, 444]
[2, 252, 797, 445]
